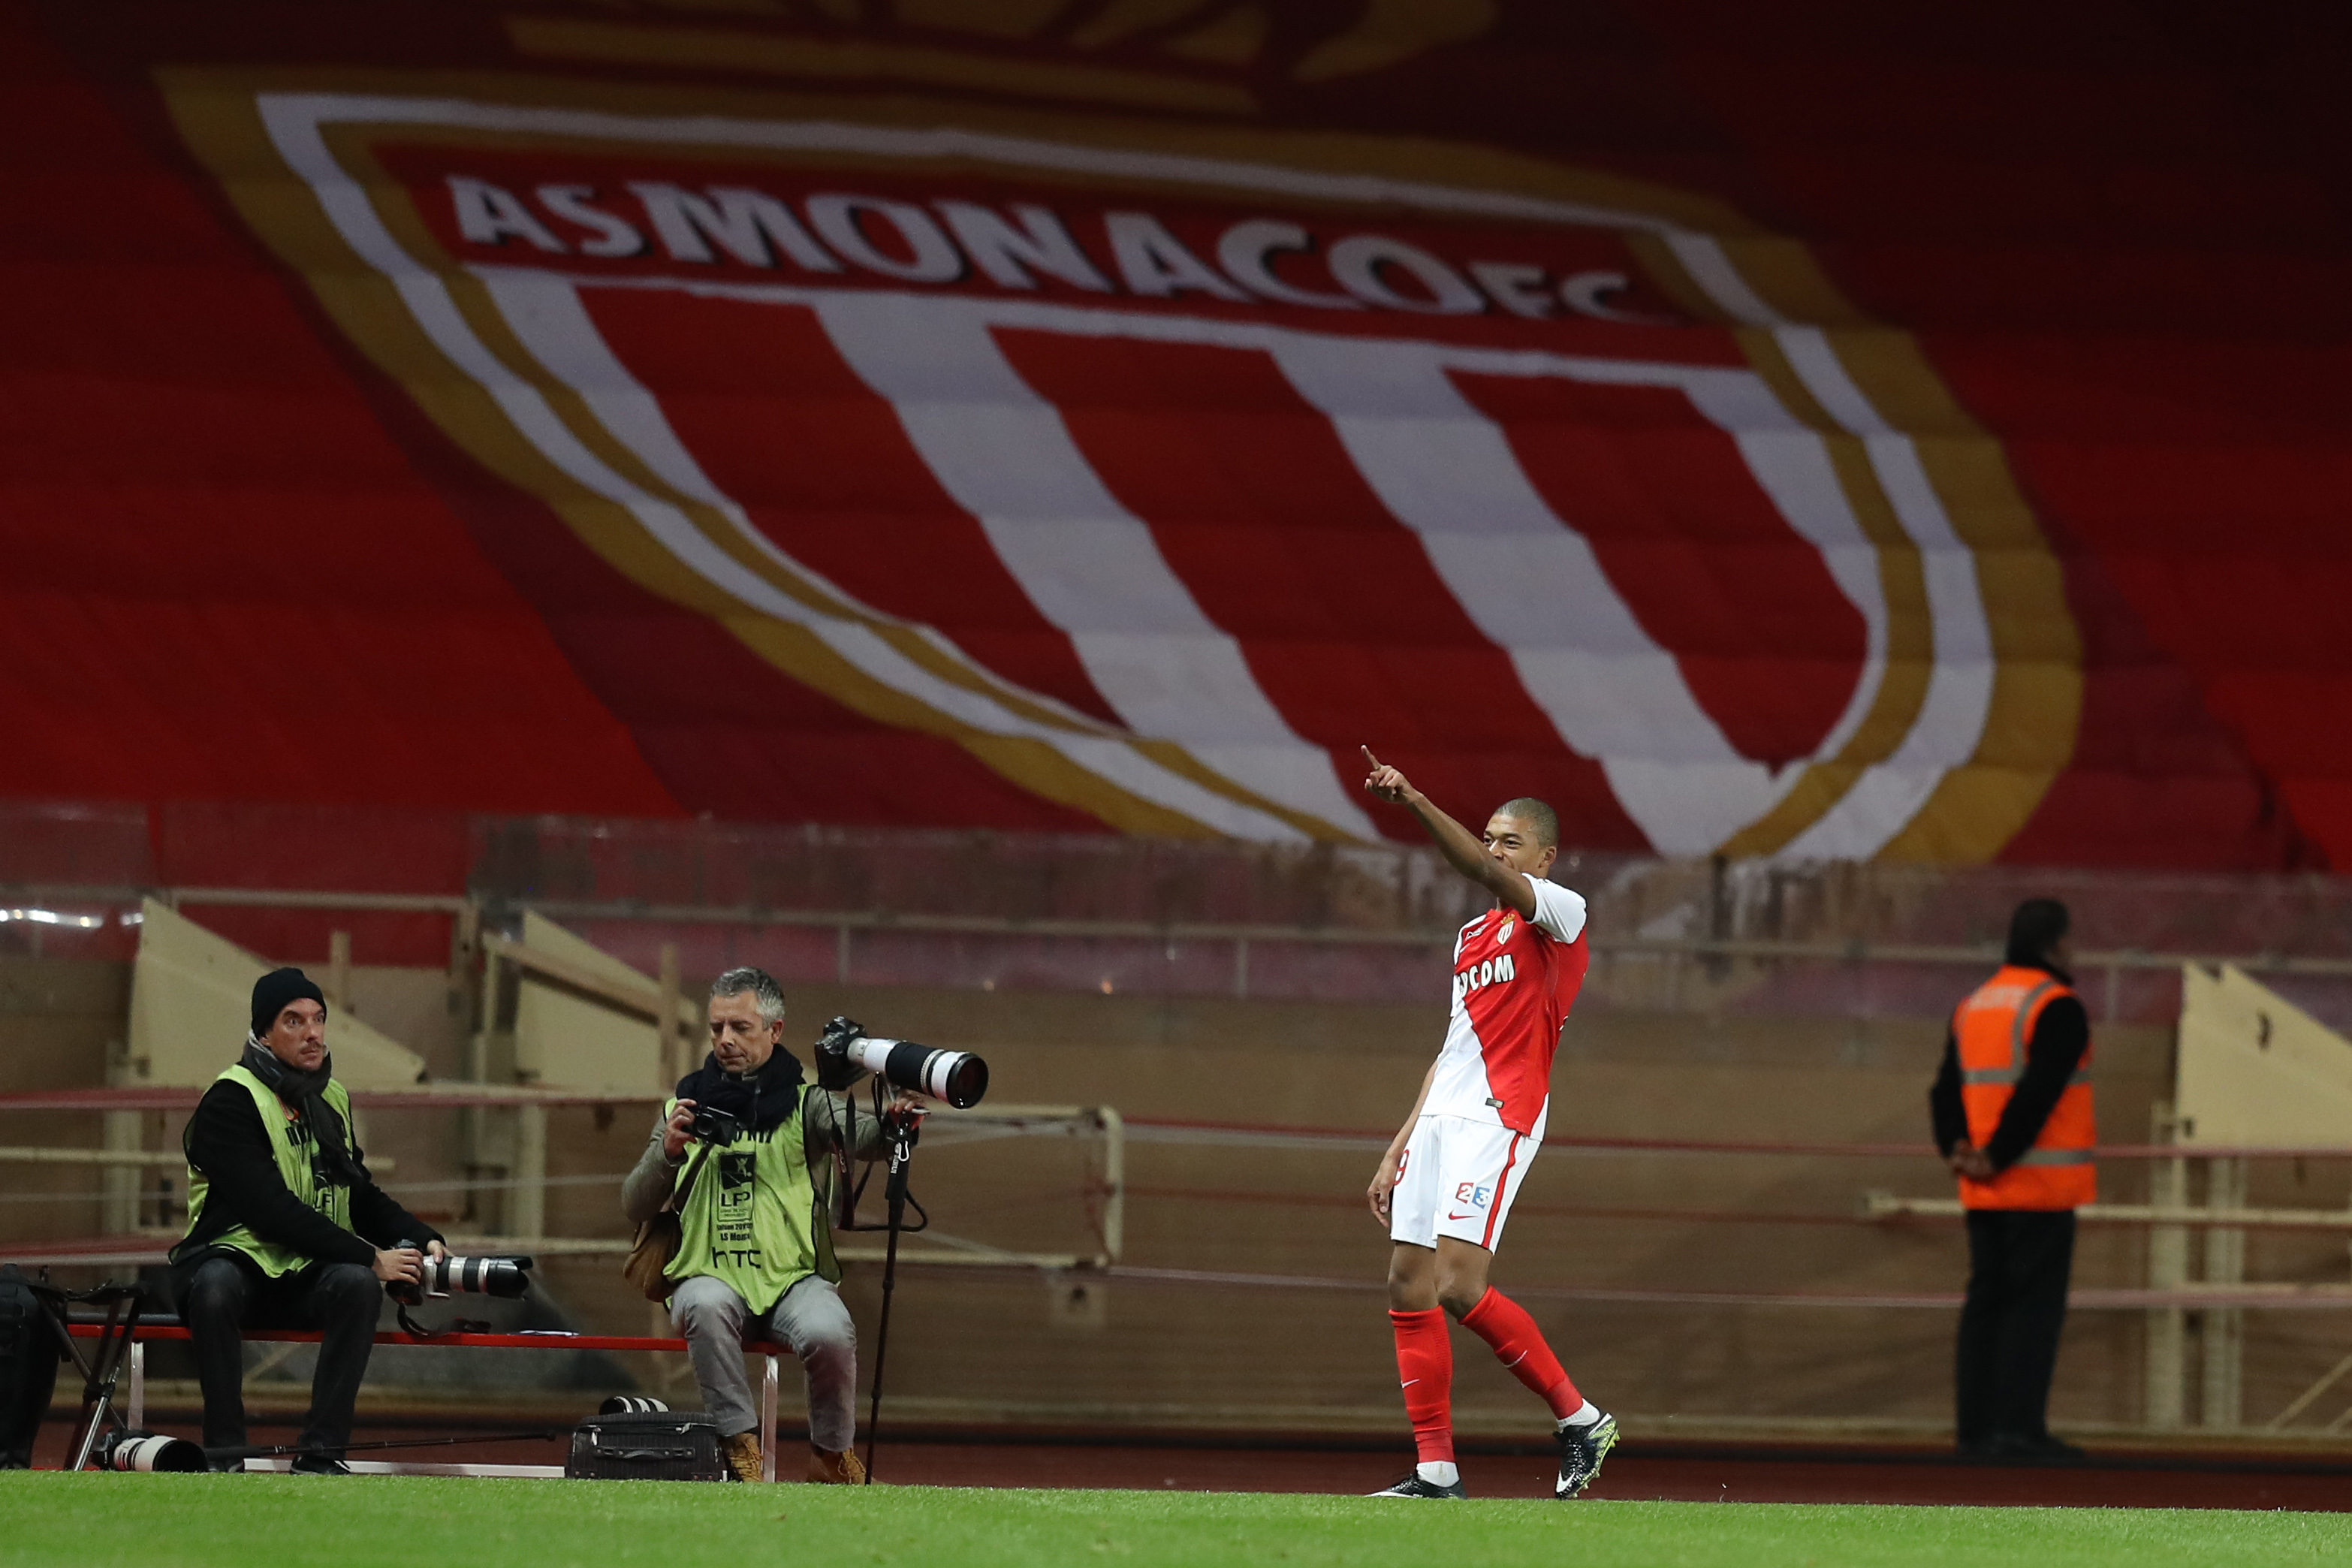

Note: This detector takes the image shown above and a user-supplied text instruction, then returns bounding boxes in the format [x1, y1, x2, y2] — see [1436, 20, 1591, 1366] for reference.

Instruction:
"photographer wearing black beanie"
[167, 968, 445, 1473]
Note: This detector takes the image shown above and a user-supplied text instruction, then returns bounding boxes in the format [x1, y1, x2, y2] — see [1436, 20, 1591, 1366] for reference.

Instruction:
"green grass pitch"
[5, 1473, 2349, 1567]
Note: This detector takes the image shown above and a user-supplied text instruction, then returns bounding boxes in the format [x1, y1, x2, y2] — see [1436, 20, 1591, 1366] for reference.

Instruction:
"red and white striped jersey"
[1421, 876, 1589, 1135]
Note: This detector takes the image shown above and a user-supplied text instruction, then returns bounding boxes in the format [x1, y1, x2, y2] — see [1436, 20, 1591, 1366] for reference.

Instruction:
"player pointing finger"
[1356, 749, 1617, 1503]
[1361, 746, 1410, 804]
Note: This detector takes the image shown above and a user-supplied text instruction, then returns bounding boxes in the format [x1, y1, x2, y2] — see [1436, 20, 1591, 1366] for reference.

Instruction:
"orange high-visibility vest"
[1953, 964, 2095, 1210]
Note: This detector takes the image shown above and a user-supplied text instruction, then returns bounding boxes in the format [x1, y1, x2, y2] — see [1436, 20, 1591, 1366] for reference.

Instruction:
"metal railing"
[12, 879, 2352, 1018]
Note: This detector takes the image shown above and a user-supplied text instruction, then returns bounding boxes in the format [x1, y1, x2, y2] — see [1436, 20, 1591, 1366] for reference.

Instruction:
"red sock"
[1389, 1308, 1455, 1464]
[1460, 1287, 1581, 1420]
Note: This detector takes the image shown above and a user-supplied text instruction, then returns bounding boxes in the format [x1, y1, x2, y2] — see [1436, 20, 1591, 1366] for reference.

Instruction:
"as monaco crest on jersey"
[173, 80, 2057, 860]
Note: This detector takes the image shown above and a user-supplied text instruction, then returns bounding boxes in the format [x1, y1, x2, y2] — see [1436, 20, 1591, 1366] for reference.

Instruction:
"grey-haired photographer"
[621, 966, 925, 1485]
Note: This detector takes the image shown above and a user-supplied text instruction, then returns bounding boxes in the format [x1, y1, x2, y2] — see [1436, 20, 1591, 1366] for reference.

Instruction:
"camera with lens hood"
[95, 1428, 206, 1473]
[814, 1016, 988, 1108]
[385, 1244, 535, 1307]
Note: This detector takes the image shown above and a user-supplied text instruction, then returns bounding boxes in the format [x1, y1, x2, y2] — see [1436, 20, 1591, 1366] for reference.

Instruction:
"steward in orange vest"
[1928, 898, 2091, 1462]
[1944, 969, 2094, 1210]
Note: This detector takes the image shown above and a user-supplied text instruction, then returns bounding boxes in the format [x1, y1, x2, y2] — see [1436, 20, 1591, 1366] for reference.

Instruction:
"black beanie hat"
[250, 967, 327, 1038]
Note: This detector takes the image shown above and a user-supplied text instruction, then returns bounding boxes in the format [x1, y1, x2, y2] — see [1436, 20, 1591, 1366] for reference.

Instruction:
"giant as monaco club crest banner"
[161, 47, 2076, 861]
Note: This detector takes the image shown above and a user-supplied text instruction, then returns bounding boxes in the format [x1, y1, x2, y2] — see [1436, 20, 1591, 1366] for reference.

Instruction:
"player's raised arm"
[1361, 746, 1542, 919]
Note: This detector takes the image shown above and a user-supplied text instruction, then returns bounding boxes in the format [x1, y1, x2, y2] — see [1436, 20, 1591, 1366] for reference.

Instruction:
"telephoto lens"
[813, 1015, 989, 1108]
[850, 1035, 988, 1108]
[418, 1253, 535, 1300]
[98, 1430, 207, 1473]
[388, 1244, 535, 1304]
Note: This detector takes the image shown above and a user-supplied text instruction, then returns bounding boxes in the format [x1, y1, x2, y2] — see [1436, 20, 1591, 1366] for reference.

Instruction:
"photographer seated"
[168, 969, 445, 1474]
[623, 966, 906, 1485]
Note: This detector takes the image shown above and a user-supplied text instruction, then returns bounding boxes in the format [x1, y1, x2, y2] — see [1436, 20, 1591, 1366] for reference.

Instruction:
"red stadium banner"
[2, 4, 2334, 869]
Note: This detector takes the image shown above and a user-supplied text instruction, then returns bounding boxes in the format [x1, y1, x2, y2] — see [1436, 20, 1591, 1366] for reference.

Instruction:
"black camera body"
[813, 1016, 988, 1108]
[688, 1104, 744, 1147]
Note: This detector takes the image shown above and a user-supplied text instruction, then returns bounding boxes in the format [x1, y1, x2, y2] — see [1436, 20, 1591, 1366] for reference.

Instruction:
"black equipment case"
[565, 1410, 728, 1482]
[0, 1267, 64, 1469]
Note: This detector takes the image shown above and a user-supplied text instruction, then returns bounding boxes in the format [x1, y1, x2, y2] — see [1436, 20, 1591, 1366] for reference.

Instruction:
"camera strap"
[832, 1078, 867, 1230]
[836, 1078, 927, 1235]
[392, 1303, 493, 1340]
[671, 1142, 707, 1214]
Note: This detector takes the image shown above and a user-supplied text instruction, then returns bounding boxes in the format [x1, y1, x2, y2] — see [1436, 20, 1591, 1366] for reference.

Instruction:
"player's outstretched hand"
[1361, 746, 1411, 805]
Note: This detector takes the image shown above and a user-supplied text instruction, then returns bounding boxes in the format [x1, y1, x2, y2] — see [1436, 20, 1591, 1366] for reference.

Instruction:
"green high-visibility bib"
[179, 1064, 356, 1279]
[662, 1086, 838, 1314]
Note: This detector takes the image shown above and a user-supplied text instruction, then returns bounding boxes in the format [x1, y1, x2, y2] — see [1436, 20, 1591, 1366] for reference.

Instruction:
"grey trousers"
[671, 1273, 857, 1451]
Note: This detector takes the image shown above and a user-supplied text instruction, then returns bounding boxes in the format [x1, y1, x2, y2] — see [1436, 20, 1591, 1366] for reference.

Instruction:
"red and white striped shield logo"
[179, 85, 2052, 857]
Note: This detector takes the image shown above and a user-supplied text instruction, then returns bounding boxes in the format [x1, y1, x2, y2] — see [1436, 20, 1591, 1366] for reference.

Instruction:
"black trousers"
[1955, 1208, 2075, 1448]
[178, 1253, 381, 1456]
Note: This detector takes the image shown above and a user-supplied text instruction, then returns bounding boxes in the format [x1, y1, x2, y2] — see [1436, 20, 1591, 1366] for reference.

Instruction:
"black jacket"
[1928, 959, 2091, 1174]
[173, 1078, 442, 1272]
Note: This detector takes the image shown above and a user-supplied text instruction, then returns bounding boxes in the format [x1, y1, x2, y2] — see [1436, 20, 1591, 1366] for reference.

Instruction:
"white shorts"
[1389, 1113, 1541, 1253]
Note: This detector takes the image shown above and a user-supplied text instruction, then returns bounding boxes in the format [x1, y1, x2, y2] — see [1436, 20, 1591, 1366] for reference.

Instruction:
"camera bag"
[622, 1150, 704, 1304]
[0, 1266, 64, 1470]
[565, 1409, 727, 1482]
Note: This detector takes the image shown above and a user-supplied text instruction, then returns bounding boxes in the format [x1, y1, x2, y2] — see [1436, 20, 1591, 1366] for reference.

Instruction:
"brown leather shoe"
[807, 1445, 867, 1485]
[721, 1431, 763, 1484]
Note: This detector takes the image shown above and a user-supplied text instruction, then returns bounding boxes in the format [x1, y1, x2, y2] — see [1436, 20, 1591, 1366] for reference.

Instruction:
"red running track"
[873, 1440, 2352, 1509]
[34, 1422, 2352, 1509]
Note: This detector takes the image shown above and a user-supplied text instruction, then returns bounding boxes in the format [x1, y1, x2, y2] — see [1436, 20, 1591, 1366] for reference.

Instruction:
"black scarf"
[676, 1046, 805, 1135]
[239, 1039, 363, 1187]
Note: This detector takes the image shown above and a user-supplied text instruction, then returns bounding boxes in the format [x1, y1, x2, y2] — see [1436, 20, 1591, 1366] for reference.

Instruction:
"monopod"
[858, 1108, 923, 1483]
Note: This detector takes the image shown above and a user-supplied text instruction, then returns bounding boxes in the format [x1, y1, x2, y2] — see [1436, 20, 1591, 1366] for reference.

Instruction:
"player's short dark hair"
[2005, 899, 2070, 967]
[1493, 797, 1559, 849]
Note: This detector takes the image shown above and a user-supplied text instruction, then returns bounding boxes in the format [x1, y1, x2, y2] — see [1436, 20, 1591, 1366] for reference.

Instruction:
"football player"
[1361, 746, 1614, 1500]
